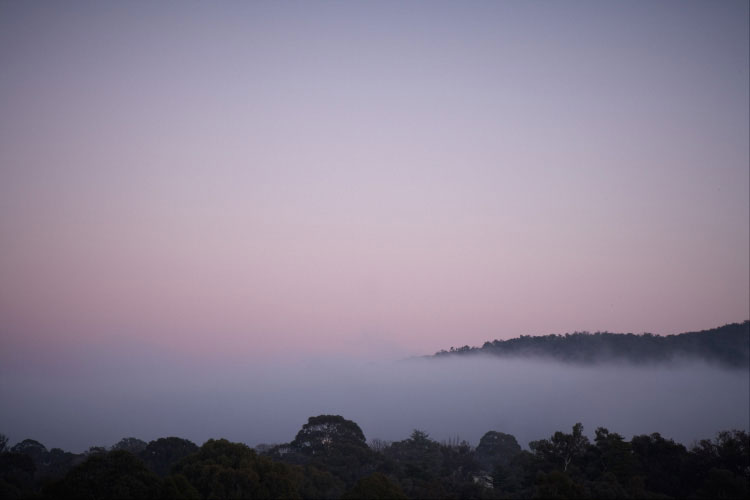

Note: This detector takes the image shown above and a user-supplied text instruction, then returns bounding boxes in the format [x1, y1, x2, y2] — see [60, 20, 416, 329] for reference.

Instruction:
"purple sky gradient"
[1, 1, 748, 360]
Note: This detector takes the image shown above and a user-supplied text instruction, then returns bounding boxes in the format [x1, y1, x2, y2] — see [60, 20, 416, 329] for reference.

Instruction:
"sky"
[1, 0, 748, 364]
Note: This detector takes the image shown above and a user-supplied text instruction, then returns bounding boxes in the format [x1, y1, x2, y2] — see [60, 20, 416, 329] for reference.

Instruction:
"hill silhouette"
[434, 321, 750, 368]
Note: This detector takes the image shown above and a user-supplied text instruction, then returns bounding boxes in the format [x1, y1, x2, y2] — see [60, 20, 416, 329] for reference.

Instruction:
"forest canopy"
[1, 415, 748, 499]
[433, 321, 750, 368]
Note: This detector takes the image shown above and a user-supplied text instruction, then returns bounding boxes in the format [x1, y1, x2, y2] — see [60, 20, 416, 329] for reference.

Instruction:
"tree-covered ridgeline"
[2, 416, 748, 499]
[434, 321, 750, 368]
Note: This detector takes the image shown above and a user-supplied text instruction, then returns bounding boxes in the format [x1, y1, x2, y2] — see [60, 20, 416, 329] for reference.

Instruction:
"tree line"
[1, 415, 748, 499]
[434, 321, 750, 368]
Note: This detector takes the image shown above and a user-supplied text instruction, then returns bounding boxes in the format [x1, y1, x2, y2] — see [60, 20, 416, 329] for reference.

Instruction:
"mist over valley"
[2, 324, 747, 454]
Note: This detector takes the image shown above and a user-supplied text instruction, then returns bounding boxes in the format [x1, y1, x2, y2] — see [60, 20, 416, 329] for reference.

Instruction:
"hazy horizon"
[2, 351, 748, 454]
[1, 1, 748, 458]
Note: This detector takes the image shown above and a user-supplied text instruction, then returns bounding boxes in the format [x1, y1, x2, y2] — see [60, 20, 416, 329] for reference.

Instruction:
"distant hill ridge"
[433, 321, 750, 368]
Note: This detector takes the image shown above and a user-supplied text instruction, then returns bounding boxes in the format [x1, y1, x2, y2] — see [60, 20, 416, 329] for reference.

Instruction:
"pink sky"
[1, 1, 748, 360]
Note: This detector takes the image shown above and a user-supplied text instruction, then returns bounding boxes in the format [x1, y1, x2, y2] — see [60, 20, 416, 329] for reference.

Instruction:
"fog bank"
[1, 353, 747, 453]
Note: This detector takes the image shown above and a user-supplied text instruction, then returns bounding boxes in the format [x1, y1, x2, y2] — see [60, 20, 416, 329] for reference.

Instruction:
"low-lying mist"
[1, 351, 747, 453]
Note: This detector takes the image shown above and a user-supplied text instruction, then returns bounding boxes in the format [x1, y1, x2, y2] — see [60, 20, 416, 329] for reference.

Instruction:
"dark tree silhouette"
[475, 430, 522, 471]
[435, 321, 750, 368]
[139, 437, 198, 476]
[43, 450, 160, 500]
[530, 423, 589, 472]
[291, 415, 367, 457]
[174, 439, 300, 499]
[2, 418, 747, 499]
[112, 437, 147, 454]
[342, 472, 407, 499]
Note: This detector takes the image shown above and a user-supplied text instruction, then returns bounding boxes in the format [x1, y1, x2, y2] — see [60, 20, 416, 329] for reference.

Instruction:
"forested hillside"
[1, 416, 748, 499]
[434, 321, 750, 368]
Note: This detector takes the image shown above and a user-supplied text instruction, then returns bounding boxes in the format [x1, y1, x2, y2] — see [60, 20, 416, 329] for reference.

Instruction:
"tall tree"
[289, 415, 374, 486]
[530, 423, 589, 472]
[112, 437, 147, 455]
[139, 437, 198, 476]
[475, 431, 522, 471]
[291, 415, 367, 457]
[174, 439, 300, 499]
